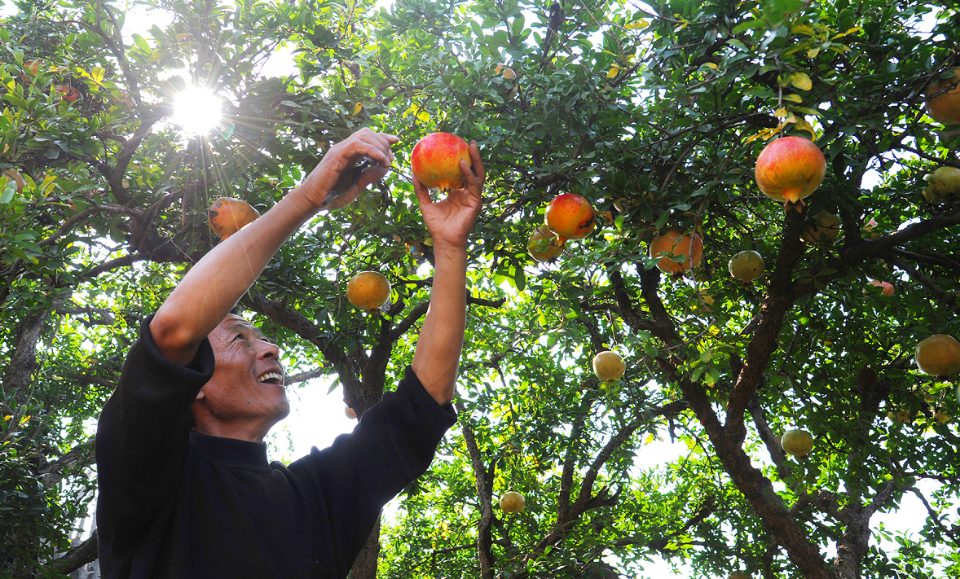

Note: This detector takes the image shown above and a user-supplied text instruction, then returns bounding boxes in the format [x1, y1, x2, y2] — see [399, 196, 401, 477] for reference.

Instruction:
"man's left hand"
[412, 141, 485, 253]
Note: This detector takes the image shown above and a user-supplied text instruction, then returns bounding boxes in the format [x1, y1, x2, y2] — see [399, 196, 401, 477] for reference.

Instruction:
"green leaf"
[0, 180, 15, 204]
[132, 33, 151, 53]
[732, 19, 764, 34]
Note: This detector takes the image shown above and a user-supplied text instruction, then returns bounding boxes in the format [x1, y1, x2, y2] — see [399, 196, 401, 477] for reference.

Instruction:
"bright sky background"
[1, 0, 951, 575]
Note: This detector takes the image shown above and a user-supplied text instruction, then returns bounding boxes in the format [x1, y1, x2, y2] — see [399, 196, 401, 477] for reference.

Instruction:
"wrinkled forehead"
[210, 314, 264, 343]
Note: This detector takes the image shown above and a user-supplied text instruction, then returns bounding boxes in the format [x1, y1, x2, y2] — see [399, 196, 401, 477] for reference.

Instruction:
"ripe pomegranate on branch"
[754, 135, 826, 212]
[208, 197, 260, 240]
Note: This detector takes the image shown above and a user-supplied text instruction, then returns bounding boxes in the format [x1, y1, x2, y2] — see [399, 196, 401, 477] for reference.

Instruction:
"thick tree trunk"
[349, 518, 381, 579]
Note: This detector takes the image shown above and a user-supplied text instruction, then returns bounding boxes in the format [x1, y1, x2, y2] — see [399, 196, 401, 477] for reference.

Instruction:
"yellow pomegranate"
[500, 491, 525, 513]
[728, 250, 765, 282]
[527, 224, 565, 262]
[926, 67, 960, 125]
[915, 334, 960, 376]
[800, 210, 840, 245]
[494, 63, 517, 80]
[592, 351, 626, 382]
[780, 429, 814, 458]
[922, 166, 960, 203]
[649, 228, 703, 275]
[346, 271, 391, 312]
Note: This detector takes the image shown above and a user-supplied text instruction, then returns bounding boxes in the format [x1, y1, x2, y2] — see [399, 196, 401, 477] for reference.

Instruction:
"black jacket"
[96, 316, 456, 578]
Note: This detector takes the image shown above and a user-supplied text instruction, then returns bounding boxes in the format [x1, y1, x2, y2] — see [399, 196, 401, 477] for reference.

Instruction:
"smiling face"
[191, 314, 289, 442]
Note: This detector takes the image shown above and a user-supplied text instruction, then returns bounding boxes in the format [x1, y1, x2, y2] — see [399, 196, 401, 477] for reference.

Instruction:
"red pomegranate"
[411, 132, 472, 191]
[755, 136, 826, 212]
[544, 193, 596, 241]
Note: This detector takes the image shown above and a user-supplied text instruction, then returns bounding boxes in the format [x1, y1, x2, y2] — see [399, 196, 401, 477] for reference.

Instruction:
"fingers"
[360, 129, 398, 167]
[336, 128, 398, 168]
[467, 141, 485, 188]
[357, 164, 390, 191]
[412, 174, 432, 208]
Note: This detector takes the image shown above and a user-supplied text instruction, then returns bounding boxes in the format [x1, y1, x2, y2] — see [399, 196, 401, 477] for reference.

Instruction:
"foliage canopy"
[1, 0, 959, 577]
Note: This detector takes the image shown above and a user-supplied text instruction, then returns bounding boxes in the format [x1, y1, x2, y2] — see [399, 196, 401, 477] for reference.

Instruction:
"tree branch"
[455, 402, 496, 579]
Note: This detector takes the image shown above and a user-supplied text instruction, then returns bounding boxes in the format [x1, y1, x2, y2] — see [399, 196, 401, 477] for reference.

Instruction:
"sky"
[3, 0, 952, 575]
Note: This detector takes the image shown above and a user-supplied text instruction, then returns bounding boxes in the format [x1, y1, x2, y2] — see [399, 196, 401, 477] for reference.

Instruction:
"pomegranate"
[926, 67, 960, 125]
[208, 197, 260, 240]
[866, 279, 894, 297]
[410, 132, 472, 191]
[780, 429, 813, 458]
[800, 210, 840, 245]
[915, 334, 960, 376]
[728, 250, 764, 282]
[527, 224, 565, 262]
[56, 85, 81, 102]
[592, 351, 626, 382]
[922, 166, 960, 202]
[544, 193, 596, 240]
[346, 271, 391, 312]
[494, 64, 517, 80]
[649, 228, 703, 275]
[500, 491, 525, 513]
[21, 60, 41, 83]
[755, 136, 826, 211]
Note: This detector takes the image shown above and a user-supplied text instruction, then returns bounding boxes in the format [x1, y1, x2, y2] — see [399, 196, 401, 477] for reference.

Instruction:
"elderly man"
[96, 128, 484, 578]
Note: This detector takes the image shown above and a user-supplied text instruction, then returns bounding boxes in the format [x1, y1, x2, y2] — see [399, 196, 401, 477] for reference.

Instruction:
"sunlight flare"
[172, 86, 222, 136]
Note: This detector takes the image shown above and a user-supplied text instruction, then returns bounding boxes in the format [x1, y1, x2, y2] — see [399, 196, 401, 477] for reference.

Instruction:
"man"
[95, 128, 484, 578]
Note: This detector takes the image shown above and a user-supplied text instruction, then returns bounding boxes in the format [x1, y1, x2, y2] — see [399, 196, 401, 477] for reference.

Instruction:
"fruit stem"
[783, 199, 806, 213]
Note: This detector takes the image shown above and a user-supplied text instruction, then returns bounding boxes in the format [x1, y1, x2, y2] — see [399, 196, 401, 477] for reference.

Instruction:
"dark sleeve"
[95, 314, 215, 555]
[288, 366, 457, 574]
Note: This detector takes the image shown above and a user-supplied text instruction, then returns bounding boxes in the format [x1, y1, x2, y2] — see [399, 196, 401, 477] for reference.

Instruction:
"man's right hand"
[298, 128, 398, 210]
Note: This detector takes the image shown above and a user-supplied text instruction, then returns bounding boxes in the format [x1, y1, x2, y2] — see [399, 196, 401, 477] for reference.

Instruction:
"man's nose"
[259, 341, 281, 359]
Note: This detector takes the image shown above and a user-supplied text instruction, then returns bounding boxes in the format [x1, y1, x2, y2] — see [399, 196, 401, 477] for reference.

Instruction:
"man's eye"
[233, 333, 246, 341]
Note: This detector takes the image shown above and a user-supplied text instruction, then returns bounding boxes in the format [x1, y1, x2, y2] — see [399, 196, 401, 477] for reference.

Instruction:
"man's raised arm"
[150, 129, 398, 366]
[410, 142, 484, 406]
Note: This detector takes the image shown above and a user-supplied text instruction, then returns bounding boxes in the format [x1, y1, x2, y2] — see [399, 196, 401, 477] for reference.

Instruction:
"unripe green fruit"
[922, 167, 960, 203]
[781, 429, 814, 458]
[728, 250, 765, 282]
